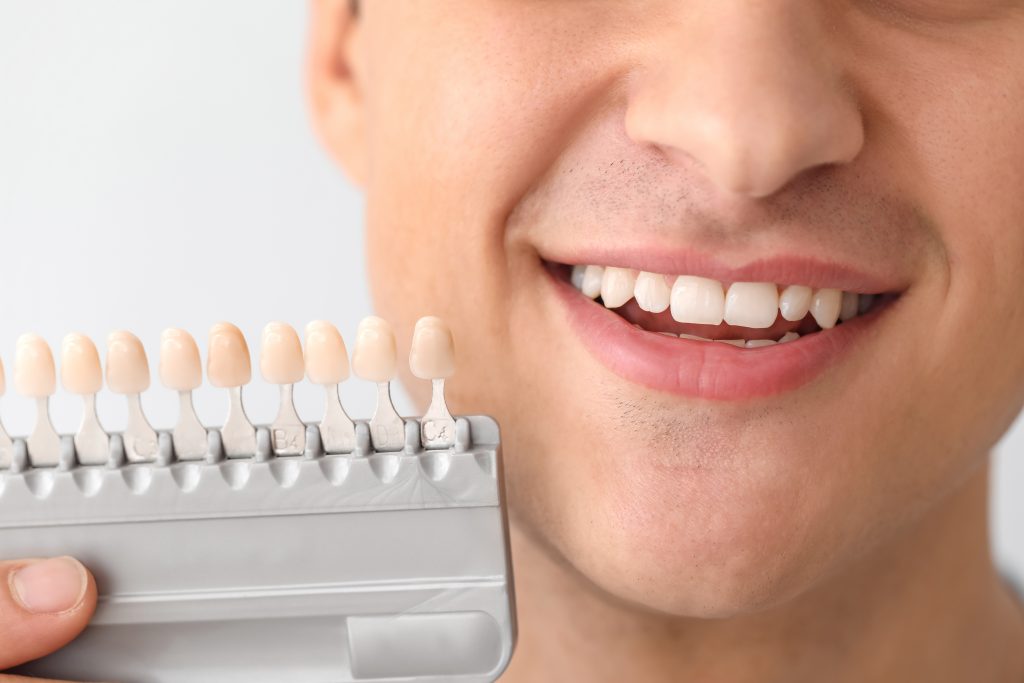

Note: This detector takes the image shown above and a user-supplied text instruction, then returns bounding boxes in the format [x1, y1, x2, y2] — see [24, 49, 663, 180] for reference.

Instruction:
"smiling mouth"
[544, 255, 904, 400]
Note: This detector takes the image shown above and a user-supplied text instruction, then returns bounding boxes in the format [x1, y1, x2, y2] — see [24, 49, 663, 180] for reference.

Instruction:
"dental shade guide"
[0, 317, 515, 683]
[0, 357, 13, 469]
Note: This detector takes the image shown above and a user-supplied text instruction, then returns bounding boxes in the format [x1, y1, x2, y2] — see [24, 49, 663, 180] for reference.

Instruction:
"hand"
[0, 557, 97, 681]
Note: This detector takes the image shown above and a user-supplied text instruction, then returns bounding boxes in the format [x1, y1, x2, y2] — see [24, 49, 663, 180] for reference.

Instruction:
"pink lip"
[550, 274, 882, 401]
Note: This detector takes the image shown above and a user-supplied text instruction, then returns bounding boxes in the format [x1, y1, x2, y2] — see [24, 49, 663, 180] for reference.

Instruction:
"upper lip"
[540, 243, 907, 294]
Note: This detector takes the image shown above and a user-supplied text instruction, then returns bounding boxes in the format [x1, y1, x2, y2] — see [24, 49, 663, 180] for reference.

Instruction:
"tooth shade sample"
[410, 316, 456, 380]
[580, 265, 604, 299]
[61, 333, 103, 395]
[304, 321, 350, 385]
[779, 285, 813, 322]
[352, 316, 397, 383]
[810, 288, 843, 329]
[261, 322, 304, 385]
[670, 276, 726, 325]
[160, 328, 202, 391]
[106, 330, 151, 394]
[600, 267, 638, 308]
[724, 282, 780, 329]
[634, 272, 671, 313]
[840, 292, 860, 321]
[207, 322, 252, 388]
[15, 334, 56, 397]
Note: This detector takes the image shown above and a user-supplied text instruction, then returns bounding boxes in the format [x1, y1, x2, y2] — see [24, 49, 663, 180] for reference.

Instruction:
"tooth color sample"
[779, 285, 813, 322]
[634, 271, 671, 313]
[304, 321, 350, 385]
[160, 328, 202, 391]
[600, 267, 638, 309]
[352, 316, 397, 383]
[61, 333, 103, 395]
[409, 316, 456, 380]
[724, 282, 780, 329]
[810, 289, 843, 329]
[580, 265, 604, 299]
[15, 334, 56, 397]
[260, 322, 304, 385]
[670, 275, 726, 325]
[106, 331, 151, 394]
[207, 322, 252, 388]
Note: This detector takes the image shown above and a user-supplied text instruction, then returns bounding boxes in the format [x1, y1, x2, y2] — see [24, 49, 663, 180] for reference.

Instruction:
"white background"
[1, 2, 1021, 580]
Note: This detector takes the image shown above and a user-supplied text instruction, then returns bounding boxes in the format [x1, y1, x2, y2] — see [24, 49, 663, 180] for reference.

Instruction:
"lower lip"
[550, 273, 879, 400]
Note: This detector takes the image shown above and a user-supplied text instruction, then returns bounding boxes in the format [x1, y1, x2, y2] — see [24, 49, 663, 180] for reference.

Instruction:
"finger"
[0, 557, 97, 670]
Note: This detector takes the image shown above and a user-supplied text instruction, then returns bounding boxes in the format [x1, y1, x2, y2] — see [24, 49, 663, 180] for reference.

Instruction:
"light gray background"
[1, 2, 1021, 579]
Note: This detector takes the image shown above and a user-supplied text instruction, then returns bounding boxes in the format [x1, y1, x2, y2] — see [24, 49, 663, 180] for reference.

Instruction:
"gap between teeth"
[571, 264, 873, 332]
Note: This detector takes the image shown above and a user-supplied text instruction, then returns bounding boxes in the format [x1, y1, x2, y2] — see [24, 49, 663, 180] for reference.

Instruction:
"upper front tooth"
[671, 275, 725, 325]
[810, 288, 842, 329]
[779, 285, 812, 322]
[571, 265, 586, 290]
[724, 282, 779, 329]
[601, 267, 637, 308]
[634, 271, 671, 313]
[840, 292, 859, 321]
[581, 265, 604, 299]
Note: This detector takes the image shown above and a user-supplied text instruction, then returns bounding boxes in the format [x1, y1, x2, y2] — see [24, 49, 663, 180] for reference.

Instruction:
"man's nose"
[624, 2, 865, 199]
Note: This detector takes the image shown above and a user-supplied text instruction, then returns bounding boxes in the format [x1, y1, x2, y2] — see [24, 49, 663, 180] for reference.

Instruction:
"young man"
[3, 1, 1023, 680]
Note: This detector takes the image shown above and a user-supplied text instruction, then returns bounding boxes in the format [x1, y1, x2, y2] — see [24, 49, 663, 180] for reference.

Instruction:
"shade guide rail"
[0, 316, 458, 470]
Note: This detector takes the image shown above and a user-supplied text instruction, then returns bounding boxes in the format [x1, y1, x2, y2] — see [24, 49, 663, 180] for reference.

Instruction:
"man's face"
[314, 1, 1024, 615]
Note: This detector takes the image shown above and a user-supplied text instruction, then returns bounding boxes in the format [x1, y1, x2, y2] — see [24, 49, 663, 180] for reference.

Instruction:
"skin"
[3, 0, 1023, 680]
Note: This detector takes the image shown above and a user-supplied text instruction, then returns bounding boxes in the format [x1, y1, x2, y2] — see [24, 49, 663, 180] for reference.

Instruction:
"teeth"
[159, 328, 207, 461]
[410, 316, 456, 450]
[601, 267, 637, 309]
[809, 288, 842, 329]
[634, 272, 671, 313]
[353, 316, 404, 452]
[581, 265, 604, 299]
[745, 339, 777, 348]
[724, 282, 779, 329]
[260, 322, 306, 456]
[779, 331, 800, 343]
[779, 285, 812, 322]
[304, 320, 355, 454]
[15, 334, 60, 466]
[61, 333, 109, 465]
[670, 275, 726, 325]
[107, 330, 158, 462]
[717, 339, 746, 347]
[858, 294, 876, 314]
[571, 265, 587, 290]
[207, 322, 256, 458]
[840, 292, 859, 321]
[0, 356, 10, 469]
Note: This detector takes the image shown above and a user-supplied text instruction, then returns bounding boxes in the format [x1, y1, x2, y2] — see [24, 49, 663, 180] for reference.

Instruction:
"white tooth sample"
[858, 294, 876, 314]
[670, 275, 726, 325]
[15, 334, 60, 466]
[581, 265, 604, 299]
[779, 331, 800, 343]
[352, 316, 404, 451]
[570, 265, 586, 290]
[304, 320, 355, 454]
[207, 322, 256, 457]
[779, 285, 813, 322]
[724, 282, 780, 329]
[601, 267, 638, 309]
[810, 289, 842, 329]
[0, 357, 12, 469]
[159, 328, 207, 460]
[61, 333, 109, 465]
[261, 322, 306, 456]
[410, 316, 456, 449]
[106, 330, 158, 462]
[745, 339, 777, 348]
[634, 271, 671, 313]
[840, 292, 859, 321]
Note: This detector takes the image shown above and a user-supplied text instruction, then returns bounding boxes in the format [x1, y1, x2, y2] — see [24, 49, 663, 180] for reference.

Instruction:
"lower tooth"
[745, 339, 777, 348]
[717, 339, 746, 347]
[779, 331, 800, 343]
[679, 334, 706, 341]
[658, 331, 678, 338]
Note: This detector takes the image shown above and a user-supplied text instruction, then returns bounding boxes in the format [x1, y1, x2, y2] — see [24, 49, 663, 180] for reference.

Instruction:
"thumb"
[0, 557, 97, 670]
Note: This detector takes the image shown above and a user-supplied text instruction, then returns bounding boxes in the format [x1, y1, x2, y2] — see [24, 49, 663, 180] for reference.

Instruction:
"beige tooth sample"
[634, 272, 671, 314]
[580, 265, 604, 299]
[207, 322, 256, 457]
[670, 275, 725, 325]
[159, 328, 207, 460]
[15, 334, 61, 466]
[601, 267, 638, 309]
[304, 320, 355, 454]
[840, 292, 860, 321]
[61, 333, 109, 465]
[0, 357, 12, 469]
[352, 316, 404, 451]
[724, 282, 780, 329]
[106, 330, 158, 462]
[810, 288, 843, 329]
[260, 322, 306, 455]
[410, 316, 456, 449]
[779, 285, 812, 322]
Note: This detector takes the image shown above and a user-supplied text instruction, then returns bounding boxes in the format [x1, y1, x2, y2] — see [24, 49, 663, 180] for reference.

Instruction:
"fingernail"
[11, 557, 88, 614]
